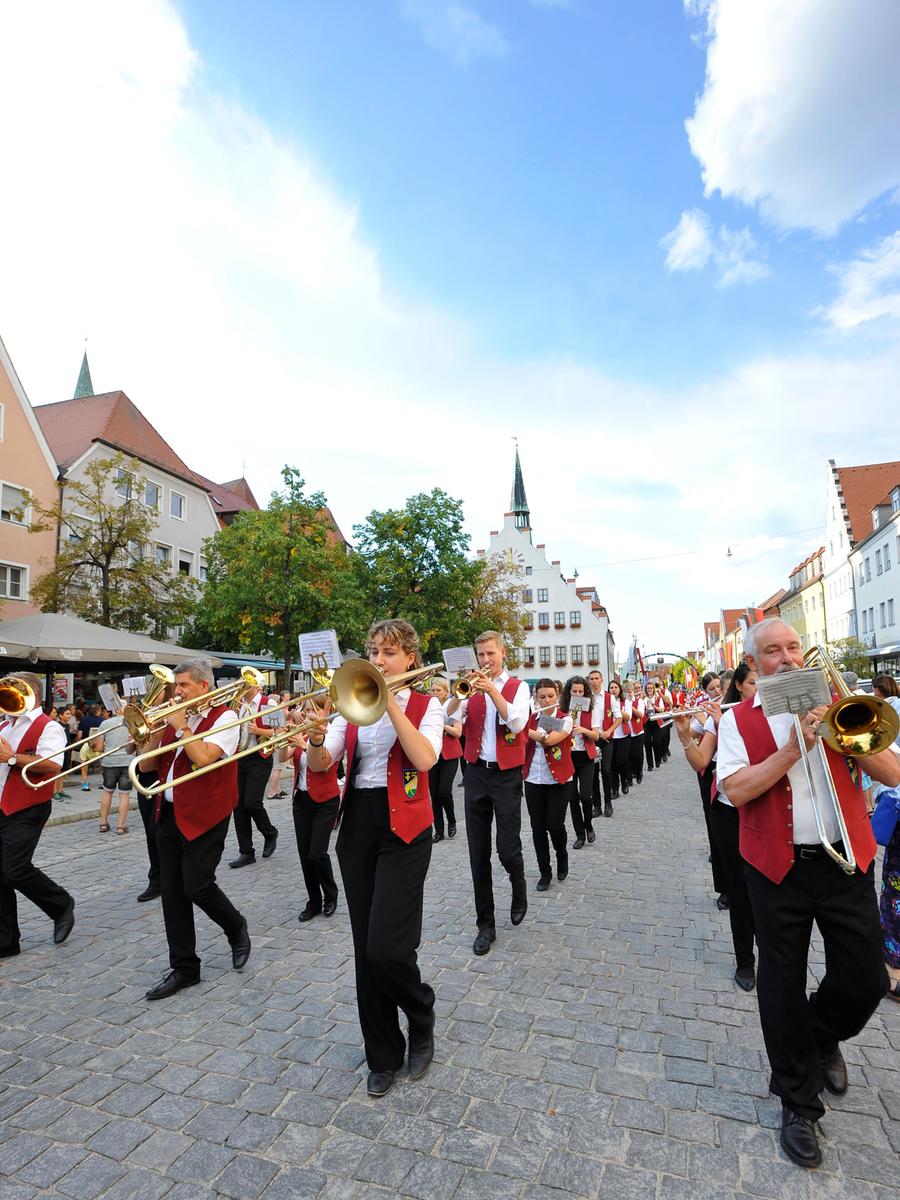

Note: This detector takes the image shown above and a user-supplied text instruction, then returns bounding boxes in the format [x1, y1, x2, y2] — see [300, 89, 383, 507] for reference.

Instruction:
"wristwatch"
[174, 729, 185, 740]
[7, 755, 17, 767]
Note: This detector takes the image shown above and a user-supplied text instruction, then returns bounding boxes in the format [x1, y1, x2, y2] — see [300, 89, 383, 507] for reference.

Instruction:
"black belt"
[476, 757, 508, 771]
[796, 841, 845, 860]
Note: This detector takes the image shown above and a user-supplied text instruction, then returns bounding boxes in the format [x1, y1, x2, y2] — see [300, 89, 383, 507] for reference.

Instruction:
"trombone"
[128, 659, 443, 796]
[0, 676, 39, 718]
[21, 664, 262, 789]
[794, 644, 900, 874]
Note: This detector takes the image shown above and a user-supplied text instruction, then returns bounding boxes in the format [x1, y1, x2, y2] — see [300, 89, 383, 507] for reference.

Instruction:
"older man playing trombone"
[717, 618, 900, 1169]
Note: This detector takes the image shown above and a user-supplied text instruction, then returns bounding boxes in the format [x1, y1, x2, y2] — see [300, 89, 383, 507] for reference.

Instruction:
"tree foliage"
[183, 468, 366, 685]
[828, 637, 872, 679]
[670, 657, 702, 686]
[465, 553, 529, 662]
[27, 454, 196, 635]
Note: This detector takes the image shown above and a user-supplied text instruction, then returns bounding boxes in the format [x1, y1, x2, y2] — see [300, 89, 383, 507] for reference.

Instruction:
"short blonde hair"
[475, 630, 504, 650]
[365, 619, 422, 668]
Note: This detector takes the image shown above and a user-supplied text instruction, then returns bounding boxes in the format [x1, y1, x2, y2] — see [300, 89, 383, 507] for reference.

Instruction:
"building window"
[144, 480, 161, 511]
[525, 566, 532, 576]
[555, 646, 567, 665]
[127, 540, 143, 563]
[862, 610, 868, 634]
[538, 612, 549, 628]
[178, 549, 194, 577]
[537, 588, 549, 603]
[115, 468, 132, 499]
[880, 602, 887, 628]
[524, 611, 534, 630]
[889, 599, 895, 626]
[523, 649, 535, 667]
[570, 611, 581, 627]
[587, 642, 599, 663]
[893, 489, 900, 513]
[170, 491, 185, 520]
[865, 557, 871, 581]
[0, 562, 26, 599]
[876, 549, 883, 575]
[884, 542, 891, 570]
[522, 588, 533, 603]
[199, 557, 208, 583]
[571, 645, 583, 665]
[539, 646, 551, 668]
[858, 564, 865, 587]
[155, 543, 172, 569]
[554, 611, 565, 628]
[0, 483, 28, 524]
[869, 606, 875, 630]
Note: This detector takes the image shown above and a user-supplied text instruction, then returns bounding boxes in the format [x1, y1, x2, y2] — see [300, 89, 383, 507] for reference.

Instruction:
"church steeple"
[74, 348, 94, 398]
[510, 445, 530, 532]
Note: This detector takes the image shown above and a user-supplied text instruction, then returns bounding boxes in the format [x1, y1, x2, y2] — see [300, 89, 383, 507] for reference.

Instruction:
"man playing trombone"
[716, 619, 900, 1169]
[140, 659, 251, 1000]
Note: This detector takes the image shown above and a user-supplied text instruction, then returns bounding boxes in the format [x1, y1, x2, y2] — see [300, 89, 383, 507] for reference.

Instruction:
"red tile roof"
[193, 473, 260, 520]
[720, 608, 745, 634]
[835, 461, 900, 544]
[35, 392, 207, 489]
[757, 587, 787, 614]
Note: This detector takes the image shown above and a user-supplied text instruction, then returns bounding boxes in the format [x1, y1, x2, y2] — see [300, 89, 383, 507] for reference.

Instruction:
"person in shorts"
[95, 715, 136, 834]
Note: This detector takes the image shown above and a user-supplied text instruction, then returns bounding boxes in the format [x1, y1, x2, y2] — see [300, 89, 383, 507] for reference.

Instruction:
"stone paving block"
[422, 1092, 470, 1125]
[353, 1142, 418, 1187]
[0, 1133, 50, 1175]
[225, 1113, 287, 1152]
[596, 1164, 659, 1200]
[489, 1137, 546, 1181]
[624, 1130, 688, 1176]
[275, 1091, 339, 1125]
[126, 1128, 193, 1171]
[696, 1086, 758, 1123]
[260, 1166, 328, 1200]
[539, 1148, 603, 1197]
[836, 1143, 900, 1183]
[55, 1153, 127, 1199]
[311, 1131, 372, 1176]
[462, 1099, 520, 1136]
[16, 1144, 87, 1189]
[183, 1102, 246, 1142]
[84, 1117, 153, 1160]
[168, 1140, 235, 1183]
[377, 1112, 442, 1152]
[401, 1155, 466, 1200]
[215, 1153, 281, 1199]
[610, 1097, 665, 1134]
[455, 1168, 520, 1200]
[8, 1095, 71, 1129]
[100, 1082, 163, 1118]
[99, 1167, 173, 1200]
[437, 1127, 497, 1168]
[266, 1121, 326, 1164]
[140, 1092, 205, 1130]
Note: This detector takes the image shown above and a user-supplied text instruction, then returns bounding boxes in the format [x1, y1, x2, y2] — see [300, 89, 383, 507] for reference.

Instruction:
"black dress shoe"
[262, 830, 278, 858]
[557, 860, 569, 881]
[447, 822, 457, 838]
[635, 774, 643, 785]
[820, 1044, 848, 1095]
[432, 831, 444, 843]
[53, 900, 75, 945]
[145, 971, 200, 1001]
[408, 1012, 435, 1081]
[780, 1109, 821, 1168]
[716, 894, 730, 911]
[510, 878, 528, 926]
[572, 837, 586, 850]
[367, 1070, 395, 1097]
[586, 828, 596, 844]
[229, 919, 251, 970]
[591, 805, 602, 818]
[298, 904, 321, 922]
[621, 783, 630, 795]
[734, 966, 756, 992]
[323, 899, 337, 917]
[536, 875, 551, 892]
[604, 803, 614, 817]
[229, 852, 256, 869]
[472, 927, 495, 956]
[136, 886, 161, 903]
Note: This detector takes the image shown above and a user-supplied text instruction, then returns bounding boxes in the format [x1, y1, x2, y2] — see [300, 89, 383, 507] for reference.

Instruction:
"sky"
[2, 0, 900, 656]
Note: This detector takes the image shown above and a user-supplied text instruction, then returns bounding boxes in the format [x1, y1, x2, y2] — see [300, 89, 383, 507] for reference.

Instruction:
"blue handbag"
[871, 787, 900, 846]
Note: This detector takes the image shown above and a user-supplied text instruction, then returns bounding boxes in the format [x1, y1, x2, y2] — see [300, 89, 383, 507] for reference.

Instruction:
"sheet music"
[99, 683, 122, 714]
[298, 630, 342, 671]
[755, 668, 831, 718]
[443, 646, 479, 674]
[538, 714, 567, 733]
[122, 675, 146, 697]
[569, 695, 590, 714]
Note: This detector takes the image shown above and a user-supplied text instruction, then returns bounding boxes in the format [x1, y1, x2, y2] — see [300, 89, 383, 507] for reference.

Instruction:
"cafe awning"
[0, 612, 222, 670]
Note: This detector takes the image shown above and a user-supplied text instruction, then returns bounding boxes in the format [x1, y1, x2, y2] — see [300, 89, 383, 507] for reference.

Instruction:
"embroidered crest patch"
[503, 728, 517, 743]
[550, 745, 562, 761]
[403, 769, 418, 799]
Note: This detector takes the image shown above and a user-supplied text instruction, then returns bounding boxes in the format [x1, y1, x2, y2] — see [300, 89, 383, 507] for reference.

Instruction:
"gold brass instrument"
[794, 644, 900, 874]
[451, 666, 492, 699]
[649, 701, 740, 721]
[0, 676, 38, 717]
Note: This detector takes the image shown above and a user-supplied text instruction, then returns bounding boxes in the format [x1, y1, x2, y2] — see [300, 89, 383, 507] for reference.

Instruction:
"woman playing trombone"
[306, 619, 443, 1098]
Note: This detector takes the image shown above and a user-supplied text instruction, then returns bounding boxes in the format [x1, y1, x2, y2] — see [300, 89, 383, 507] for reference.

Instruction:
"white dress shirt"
[477, 672, 530, 763]
[717, 694, 838, 843]
[322, 691, 443, 788]
[525, 711, 573, 785]
[164, 709, 240, 803]
[244, 693, 276, 749]
[295, 748, 309, 792]
[0, 709, 67, 796]
[611, 697, 628, 739]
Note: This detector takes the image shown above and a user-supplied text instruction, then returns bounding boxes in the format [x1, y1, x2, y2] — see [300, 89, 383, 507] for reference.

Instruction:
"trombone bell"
[0, 676, 38, 717]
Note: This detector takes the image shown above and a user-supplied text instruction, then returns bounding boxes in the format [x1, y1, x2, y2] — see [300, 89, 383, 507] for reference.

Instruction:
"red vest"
[523, 711, 574, 784]
[733, 698, 876, 884]
[567, 706, 597, 760]
[464, 677, 527, 768]
[0, 713, 55, 814]
[338, 690, 434, 843]
[620, 702, 633, 737]
[153, 705, 238, 840]
[293, 748, 340, 802]
[441, 725, 463, 761]
[630, 702, 645, 735]
[596, 691, 616, 733]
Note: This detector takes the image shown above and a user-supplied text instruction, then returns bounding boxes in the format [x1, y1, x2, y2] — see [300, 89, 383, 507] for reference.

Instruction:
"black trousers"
[336, 787, 434, 1072]
[644, 720, 662, 770]
[463, 760, 525, 931]
[233, 754, 277, 855]
[292, 789, 338, 911]
[661, 722, 671, 756]
[597, 738, 613, 802]
[0, 803, 72, 952]
[629, 734, 645, 783]
[568, 751, 594, 839]
[137, 772, 161, 890]
[611, 738, 631, 793]
[155, 803, 244, 976]
[698, 763, 727, 894]
[428, 757, 458, 836]
[744, 851, 888, 1121]
[708, 800, 755, 971]
[524, 782, 569, 878]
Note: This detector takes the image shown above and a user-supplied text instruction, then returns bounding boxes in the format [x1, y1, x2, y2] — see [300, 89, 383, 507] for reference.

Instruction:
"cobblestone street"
[1, 757, 897, 1200]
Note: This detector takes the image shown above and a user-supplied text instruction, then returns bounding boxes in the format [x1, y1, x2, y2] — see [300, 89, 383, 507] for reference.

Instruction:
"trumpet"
[128, 659, 443, 795]
[451, 666, 492, 699]
[649, 701, 740, 721]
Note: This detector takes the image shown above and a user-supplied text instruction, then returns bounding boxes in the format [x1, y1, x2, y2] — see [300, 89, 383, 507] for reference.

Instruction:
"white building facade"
[849, 485, 900, 668]
[822, 460, 857, 643]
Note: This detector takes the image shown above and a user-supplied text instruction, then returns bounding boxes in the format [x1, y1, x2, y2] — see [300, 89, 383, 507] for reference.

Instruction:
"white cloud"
[823, 231, 900, 331]
[661, 209, 768, 286]
[684, 0, 900, 234]
[1, 0, 898, 656]
[400, 1, 509, 66]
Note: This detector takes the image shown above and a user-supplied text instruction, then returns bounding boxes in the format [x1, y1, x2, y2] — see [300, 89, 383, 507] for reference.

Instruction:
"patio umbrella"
[0, 612, 222, 671]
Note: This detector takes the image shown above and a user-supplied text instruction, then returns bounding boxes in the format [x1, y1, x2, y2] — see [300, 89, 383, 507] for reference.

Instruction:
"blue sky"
[2, 0, 900, 653]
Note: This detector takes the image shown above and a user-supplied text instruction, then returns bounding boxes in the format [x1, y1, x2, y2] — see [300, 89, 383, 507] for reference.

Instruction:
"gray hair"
[841, 670, 859, 688]
[174, 658, 215, 688]
[742, 617, 792, 662]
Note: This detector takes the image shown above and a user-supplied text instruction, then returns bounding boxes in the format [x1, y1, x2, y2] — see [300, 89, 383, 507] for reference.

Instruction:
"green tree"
[671, 657, 702, 686]
[353, 489, 484, 656]
[27, 453, 196, 635]
[828, 637, 872, 679]
[465, 553, 528, 661]
[184, 467, 366, 686]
